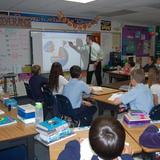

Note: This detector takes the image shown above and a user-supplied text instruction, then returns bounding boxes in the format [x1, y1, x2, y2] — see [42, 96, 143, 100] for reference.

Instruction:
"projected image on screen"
[42, 32, 87, 72]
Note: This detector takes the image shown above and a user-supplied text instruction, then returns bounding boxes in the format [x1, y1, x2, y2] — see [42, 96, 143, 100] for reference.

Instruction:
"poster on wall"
[101, 20, 111, 31]
[122, 25, 151, 56]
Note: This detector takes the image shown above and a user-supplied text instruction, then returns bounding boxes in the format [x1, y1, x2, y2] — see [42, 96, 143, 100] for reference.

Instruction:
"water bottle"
[35, 102, 44, 126]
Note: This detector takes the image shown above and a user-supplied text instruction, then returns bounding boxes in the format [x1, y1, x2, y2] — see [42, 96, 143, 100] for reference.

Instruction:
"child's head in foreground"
[89, 116, 125, 160]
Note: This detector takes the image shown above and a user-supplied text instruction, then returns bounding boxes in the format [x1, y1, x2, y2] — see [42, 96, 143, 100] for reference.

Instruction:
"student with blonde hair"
[114, 69, 153, 114]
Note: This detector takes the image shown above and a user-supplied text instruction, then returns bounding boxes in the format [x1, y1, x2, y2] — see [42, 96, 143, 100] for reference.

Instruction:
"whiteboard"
[31, 31, 88, 73]
[0, 28, 31, 74]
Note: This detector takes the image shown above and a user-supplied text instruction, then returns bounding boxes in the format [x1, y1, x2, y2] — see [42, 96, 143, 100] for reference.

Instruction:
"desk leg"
[109, 75, 113, 83]
[27, 135, 35, 160]
[4, 77, 7, 92]
[12, 77, 17, 97]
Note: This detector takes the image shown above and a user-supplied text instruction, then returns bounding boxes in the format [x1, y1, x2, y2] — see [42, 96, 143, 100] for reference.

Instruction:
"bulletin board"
[0, 28, 31, 74]
[122, 25, 151, 56]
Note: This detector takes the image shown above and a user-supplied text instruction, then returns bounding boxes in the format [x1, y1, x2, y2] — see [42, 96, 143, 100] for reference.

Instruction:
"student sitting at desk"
[49, 62, 68, 95]
[114, 69, 154, 114]
[122, 63, 131, 74]
[143, 56, 155, 72]
[29, 65, 48, 101]
[63, 65, 97, 126]
[58, 116, 133, 160]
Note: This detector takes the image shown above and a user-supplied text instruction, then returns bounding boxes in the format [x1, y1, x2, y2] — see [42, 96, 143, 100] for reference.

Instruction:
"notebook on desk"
[0, 115, 17, 127]
[119, 85, 129, 91]
[108, 93, 123, 101]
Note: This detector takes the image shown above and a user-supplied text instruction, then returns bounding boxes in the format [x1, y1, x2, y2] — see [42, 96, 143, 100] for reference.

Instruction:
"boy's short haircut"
[130, 69, 145, 83]
[31, 65, 41, 75]
[70, 65, 81, 78]
[89, 116, 125, 160]
[87, 34, 94, 41]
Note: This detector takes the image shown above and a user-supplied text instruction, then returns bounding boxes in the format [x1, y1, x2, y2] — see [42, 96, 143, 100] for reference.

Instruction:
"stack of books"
[17, 104, 35, 124]
[36, 117, 72, 143]
[123, 110, 151, 127]
[3, 98, 18, 108]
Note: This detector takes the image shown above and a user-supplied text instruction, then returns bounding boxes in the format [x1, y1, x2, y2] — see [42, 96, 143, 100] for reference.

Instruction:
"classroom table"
[91, 86, 120, 95]
[35, 129, 142, 160]
[122, 122, 160, 153]
[92, 92, 122, 118]
[106, 70, 130, 83]
[0, 103, 37, 160]
[104, 80, 130, 90]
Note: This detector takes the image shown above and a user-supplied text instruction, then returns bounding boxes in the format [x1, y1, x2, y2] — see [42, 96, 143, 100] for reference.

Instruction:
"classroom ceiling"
[1, 0, 160, 25]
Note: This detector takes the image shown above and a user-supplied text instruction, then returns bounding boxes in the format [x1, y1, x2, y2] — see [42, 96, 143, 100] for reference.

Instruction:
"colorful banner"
[0, 16, 31, 28]
[10, 12, 92, 24]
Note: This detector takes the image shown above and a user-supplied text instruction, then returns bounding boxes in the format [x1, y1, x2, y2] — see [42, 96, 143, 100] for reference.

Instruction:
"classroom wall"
[1, 16, 156, 96]
[31, 20, 155, 65]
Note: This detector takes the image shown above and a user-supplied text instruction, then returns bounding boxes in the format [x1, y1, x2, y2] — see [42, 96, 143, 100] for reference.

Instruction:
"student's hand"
[122, 143, 133, 155]
[94, 61, 98, 69]
[69, 41, 73, 47]
[113, 97, 121, 105]
[83, 100, 92, 107]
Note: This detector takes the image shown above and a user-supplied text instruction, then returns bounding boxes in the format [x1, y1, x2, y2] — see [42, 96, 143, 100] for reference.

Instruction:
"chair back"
[24, 82, 34, 99]
[41, 84, 58, 119]
[55, 94, 76, 119]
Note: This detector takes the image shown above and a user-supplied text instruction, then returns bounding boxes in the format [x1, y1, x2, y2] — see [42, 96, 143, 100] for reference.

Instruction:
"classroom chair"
[24, 82, 34, 99]
[3, 73, 17, 97]
[55, 94, 80, 127]
[41, 84, 57, 120]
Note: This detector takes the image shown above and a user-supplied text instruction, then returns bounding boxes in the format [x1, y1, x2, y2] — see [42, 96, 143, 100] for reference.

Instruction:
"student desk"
[0, 103, 37, 160]
[122, 123, 160, 153]
[92, 92, 121, 118]
[104, 80, 130, 90]
[91, 87, 120, 95]
[106, 70, 130, 83]
[35, 129, 142, 160]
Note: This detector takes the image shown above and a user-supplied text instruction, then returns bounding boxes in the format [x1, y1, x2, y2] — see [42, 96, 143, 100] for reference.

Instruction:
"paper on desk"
[91, 86, 103, 92]
[0, 109, 4, 115]
[108, 93, 123, 101]
[88, 64, 95, 71]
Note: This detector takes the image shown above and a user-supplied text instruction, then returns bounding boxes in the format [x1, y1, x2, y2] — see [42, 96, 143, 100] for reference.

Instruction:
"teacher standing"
[69, 35, 103, 86]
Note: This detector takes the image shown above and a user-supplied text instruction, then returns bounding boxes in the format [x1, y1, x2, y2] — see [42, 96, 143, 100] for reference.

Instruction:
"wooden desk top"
[104, 80, 130, 90]
[91, 87, 120, 96]
[92, 92, 121, 105]
[123, 122, 160, 153]
[48, 129, 142, 160]
[0, 103, 37, 142]
[107, 70, 130, 76]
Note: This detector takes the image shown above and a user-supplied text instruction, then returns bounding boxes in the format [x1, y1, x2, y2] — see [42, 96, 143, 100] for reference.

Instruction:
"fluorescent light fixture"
[64, 0, 95, 3]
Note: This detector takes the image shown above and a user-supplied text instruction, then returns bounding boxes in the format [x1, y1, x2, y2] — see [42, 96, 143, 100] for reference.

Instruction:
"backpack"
[149, 105, 160, 120]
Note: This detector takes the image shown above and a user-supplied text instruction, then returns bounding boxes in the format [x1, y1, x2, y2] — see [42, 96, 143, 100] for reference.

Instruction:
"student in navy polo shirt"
[29, 65, 48, 101]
